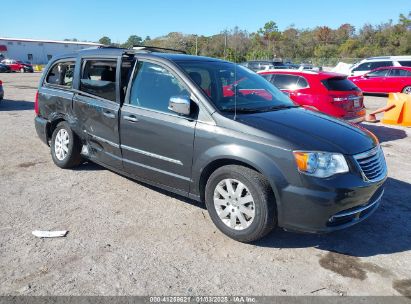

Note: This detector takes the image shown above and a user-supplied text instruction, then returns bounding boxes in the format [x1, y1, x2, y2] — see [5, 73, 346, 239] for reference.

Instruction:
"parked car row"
[240, 60, 309, 72]
[258, 69, 365, 122]
[0, 59, 34, 73]
[348, 56, 411, 76]
[254, 62, 411, 122]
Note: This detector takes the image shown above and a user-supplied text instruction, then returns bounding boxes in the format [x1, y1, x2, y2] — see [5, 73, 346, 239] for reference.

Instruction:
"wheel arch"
[195, 147, 286, 215]
[199, 158, 264, 202]
[47, 117, 66, 142]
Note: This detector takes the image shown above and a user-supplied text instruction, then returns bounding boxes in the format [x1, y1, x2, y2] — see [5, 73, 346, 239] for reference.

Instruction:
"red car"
[349, 66, 411, 95]
[223, 78, 273, 100]
[0, 59, 34, 73]
[258, 70, 365, 123]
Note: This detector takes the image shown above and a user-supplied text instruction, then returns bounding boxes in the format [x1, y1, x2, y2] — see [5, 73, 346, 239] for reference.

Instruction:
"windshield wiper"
[221, 107, 262, 113]
[256, 105, 300, 112]
[221, 105, 299, 114]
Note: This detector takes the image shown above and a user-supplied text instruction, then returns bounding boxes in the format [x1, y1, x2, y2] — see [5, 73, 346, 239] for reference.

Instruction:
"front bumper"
[34, 116, 49, 145]
[278, 171, 386, 233]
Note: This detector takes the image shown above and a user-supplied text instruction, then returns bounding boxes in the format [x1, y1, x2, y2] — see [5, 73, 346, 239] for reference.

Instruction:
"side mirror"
[363, 74, 369, 78]
[168, 95, 191, 116]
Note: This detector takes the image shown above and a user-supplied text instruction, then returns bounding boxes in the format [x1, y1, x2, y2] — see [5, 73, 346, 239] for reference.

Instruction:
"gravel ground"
[0, 73, 410, 297]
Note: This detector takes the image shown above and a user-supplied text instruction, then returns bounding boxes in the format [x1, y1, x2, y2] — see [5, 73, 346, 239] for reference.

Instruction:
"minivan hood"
[236, 108, 377, 155]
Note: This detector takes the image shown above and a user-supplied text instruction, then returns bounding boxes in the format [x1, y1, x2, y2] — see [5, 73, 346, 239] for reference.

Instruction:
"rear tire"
[402, 86, 411, 95]
[205, 165, 276, 242]
[20, 67, 25, 73]
[50, 121, 83, 168]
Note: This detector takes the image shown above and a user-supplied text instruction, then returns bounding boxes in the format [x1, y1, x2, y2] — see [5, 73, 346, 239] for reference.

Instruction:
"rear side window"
[297, 76, 309, 88]
[271, 74, 299, 90]
[389, 69, 411, 77]
[80, 59, 117, 101]
[322, 77, 359, 91]
[353, 61, 393, 72]
[399, 61, 411, 67]
[45, 61, 75, 87]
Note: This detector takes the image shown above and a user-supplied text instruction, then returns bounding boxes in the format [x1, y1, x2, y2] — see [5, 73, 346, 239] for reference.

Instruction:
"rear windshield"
[321, 77, 359, 91]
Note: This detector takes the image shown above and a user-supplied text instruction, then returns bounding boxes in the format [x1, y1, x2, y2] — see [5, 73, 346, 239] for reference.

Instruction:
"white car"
[349, 56, 411, 76]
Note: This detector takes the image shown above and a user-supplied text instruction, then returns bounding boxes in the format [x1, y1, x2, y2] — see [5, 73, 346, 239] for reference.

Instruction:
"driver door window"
[129, 61, 189, 114]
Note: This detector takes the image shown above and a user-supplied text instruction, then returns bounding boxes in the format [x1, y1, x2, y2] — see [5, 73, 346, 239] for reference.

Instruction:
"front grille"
[354, 146, 387, 182]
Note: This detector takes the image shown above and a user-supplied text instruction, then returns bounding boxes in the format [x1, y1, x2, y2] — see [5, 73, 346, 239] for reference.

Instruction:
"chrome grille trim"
[354, 146, 387, 182]
[330, 190, 384, 220]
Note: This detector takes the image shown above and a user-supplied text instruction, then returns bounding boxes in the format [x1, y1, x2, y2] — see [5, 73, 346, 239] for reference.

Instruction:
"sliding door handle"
[103, 111, 116, 119]
[123, 115, 139, 122]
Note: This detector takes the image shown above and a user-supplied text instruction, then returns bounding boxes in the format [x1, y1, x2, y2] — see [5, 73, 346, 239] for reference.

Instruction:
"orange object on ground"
[382, 93, 409, 126]
[400, 95, 411, 127]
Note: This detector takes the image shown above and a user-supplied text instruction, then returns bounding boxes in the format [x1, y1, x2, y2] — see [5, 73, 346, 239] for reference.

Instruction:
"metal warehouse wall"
[0, 40, 100, 64]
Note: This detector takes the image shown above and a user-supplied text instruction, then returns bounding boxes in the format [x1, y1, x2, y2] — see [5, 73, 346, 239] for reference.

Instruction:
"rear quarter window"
[398, 61, 411, 67]
[370, 61, 393, 69]
[353, 61, 393, 72]
[271, 74, 300, 90]
[322, 77, 360, 91]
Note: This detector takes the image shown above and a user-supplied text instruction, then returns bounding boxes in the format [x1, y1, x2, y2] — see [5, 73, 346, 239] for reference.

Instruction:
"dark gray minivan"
[34, 47, 387, 242]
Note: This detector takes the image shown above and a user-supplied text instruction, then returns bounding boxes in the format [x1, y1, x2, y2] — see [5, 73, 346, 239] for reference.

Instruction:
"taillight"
[331, 94, 363, 110]
[0, 80, 2, 85]
[331, 96, 350, 110]
[34, 91, 39, 115]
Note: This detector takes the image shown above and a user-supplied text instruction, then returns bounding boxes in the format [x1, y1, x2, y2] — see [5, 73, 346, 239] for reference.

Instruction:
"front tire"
[50, 121, 83, 168]
[402, 86, 411, 95]
[205, 165, 276, 242]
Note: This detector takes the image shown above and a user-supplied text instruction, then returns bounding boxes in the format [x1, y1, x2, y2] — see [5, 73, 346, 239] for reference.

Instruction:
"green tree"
[121, 35, 143, 48]
[399, 12, 411, 29]
[98, 36, 111, 45]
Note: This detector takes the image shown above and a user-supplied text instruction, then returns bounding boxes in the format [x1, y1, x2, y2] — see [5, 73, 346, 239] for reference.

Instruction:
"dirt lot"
[0, 73, 410, 297]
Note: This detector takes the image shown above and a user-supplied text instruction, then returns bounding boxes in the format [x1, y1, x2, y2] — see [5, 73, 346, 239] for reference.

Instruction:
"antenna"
[233, 45, 237, 121]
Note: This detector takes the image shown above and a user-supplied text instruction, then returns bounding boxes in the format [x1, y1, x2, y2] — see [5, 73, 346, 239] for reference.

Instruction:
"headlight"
[293, 151, 349, 178]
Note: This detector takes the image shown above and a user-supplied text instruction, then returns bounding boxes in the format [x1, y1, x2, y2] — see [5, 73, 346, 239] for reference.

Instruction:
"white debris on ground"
[32, 230, 68, 238]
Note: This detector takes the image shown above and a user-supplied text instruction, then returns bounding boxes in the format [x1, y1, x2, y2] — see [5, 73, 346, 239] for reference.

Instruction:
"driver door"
[120, 60, 196, 193]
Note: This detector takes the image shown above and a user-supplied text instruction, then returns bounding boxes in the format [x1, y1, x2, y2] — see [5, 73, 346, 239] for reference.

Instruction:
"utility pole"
[195, 35, 198, 56]
[224, 30, 228, 59]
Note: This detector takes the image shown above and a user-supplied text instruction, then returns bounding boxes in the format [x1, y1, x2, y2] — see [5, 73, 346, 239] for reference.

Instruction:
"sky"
[0, 0, 410, 43]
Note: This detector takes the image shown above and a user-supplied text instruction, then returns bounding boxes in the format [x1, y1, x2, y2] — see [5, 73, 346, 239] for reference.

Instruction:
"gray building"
[0, 38, 102, 64]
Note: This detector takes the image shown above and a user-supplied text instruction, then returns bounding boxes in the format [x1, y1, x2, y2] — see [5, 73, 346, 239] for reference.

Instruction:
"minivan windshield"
[178, 61, 296, 113]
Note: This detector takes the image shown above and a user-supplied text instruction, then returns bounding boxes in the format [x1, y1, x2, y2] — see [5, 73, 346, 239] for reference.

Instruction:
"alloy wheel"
[403, 86, 411, 95]
[54, 129, 69, 161]
[213, 178, 255, 230]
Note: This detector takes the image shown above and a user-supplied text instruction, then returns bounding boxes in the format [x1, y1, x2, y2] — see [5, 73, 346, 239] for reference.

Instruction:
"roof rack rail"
[132, 45, 187, 54]
[98, 45, 124, 49]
